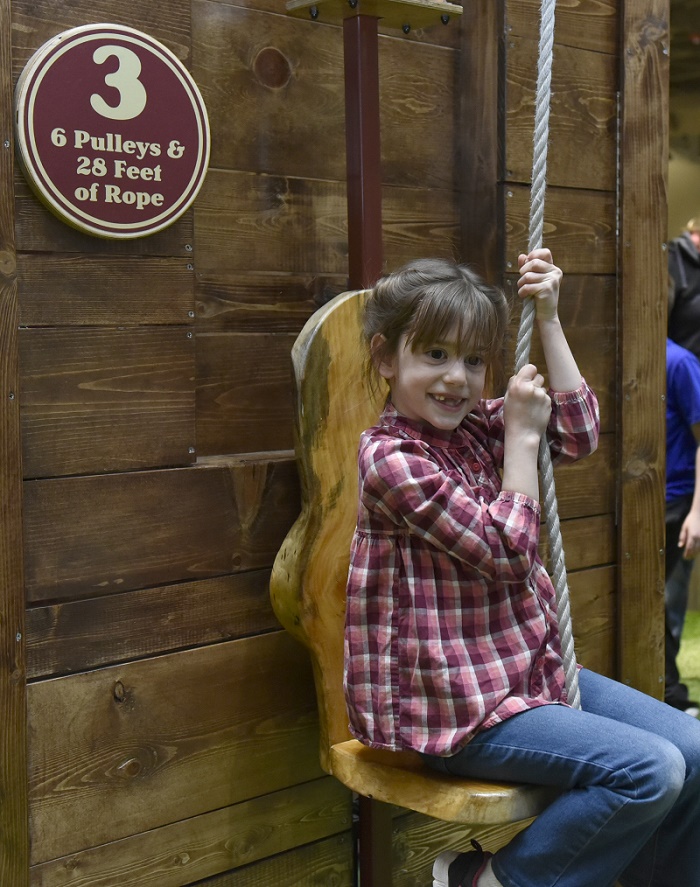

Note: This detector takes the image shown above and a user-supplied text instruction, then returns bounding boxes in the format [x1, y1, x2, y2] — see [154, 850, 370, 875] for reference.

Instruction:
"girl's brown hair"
[363, 258, 509, 388]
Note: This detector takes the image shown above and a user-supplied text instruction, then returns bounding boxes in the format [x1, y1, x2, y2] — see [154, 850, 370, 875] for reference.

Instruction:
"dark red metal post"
[345, 16, 392, 886]
[343, 14, 383, 289]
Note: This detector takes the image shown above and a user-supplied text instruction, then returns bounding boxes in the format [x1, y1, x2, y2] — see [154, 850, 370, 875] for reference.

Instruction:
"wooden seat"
[270, 288, 559, 824]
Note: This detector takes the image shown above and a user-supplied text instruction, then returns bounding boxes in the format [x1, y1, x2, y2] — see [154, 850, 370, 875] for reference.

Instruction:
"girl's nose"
[443, 359, 467, 384]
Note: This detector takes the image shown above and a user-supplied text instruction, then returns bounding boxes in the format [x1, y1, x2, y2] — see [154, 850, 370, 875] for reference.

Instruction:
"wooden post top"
[286, 0, 463, 30]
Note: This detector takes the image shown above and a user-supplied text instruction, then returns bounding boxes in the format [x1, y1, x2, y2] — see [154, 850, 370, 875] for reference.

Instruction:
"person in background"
[665, 336, 700, 717]
[669, 218, 700, 357]
[668, 220, 700, 715]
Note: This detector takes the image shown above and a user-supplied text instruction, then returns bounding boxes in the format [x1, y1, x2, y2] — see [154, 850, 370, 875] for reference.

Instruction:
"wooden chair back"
[270, 289, 558, 824]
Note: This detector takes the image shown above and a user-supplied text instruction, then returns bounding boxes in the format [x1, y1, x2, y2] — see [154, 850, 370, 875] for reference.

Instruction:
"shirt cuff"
[497, 490, 541, 514]
[548, 378, 590, 403]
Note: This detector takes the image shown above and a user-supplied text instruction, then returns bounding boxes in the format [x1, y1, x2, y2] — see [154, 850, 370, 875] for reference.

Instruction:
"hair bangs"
[406, 280, 503, 360]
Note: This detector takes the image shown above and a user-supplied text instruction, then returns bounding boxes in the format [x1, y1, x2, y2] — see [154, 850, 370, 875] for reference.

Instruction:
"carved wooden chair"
[270, 288, 558, 831]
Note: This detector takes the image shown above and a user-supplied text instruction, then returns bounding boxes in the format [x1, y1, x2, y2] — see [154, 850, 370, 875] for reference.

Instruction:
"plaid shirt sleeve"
[360, 439, 541, 586]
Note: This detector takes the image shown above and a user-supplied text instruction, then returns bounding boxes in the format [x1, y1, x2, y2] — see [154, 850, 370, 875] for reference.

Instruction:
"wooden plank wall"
[0, 0, 667, 885]
[7, 1, 459, 885]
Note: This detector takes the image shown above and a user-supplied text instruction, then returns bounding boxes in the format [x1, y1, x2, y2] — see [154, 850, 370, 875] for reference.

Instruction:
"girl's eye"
[427, 348, 447, 360]
[466, 355, 484, 367]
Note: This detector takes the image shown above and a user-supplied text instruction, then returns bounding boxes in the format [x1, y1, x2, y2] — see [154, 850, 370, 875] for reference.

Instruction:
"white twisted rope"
[512, 0, 581, 710]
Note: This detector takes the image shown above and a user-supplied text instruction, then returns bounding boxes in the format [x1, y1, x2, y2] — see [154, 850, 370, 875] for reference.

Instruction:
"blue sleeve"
[673, 353, 700, 428]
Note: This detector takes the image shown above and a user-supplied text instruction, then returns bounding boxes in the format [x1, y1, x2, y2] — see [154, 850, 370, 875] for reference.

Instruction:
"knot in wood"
[626, 457, 648, 478]
[253, 47, 292, 90]
[116, 757, 143, 779]
[0, 250, 16, 278]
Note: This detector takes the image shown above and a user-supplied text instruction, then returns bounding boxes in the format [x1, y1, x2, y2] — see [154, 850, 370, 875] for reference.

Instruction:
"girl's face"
[375, 323, 487, 431]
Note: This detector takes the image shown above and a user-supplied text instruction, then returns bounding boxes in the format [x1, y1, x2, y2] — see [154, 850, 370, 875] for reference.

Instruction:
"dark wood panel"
[192, 2, 346, 179]
[553, 432, 615, 520]
[505, 37, 617, 190]
[540, 513, 616, 572]
[18, 255, 194, 327]
[26, 570, 278, 679]
[196, 270, 344, 332]
[193, 834, 354, 887]
[379, 33, 457, 190]
[11, 0, 191, 76]
[20, 327, 196, 478]
[23, 457, 300, 604]
[30, 779, 350, 885]
[195, 170, 348, 274]
[504, 184, 617, 275]
[27, 632, 327, 863]
[505, 0, 618, 54]
[617, 0, 668, 695]
[0, 0, 28, 878]
[15, 180, 194, 257]
[569, 564, 616, 677]
[458, 0, 502, 282]
[382, 183, 460, 270]
[196, 331, 296, 455]
[196, 170, 459, 279]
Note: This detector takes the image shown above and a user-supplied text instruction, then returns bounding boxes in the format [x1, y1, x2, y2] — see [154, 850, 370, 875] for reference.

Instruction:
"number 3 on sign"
[90, 45, 147, 121]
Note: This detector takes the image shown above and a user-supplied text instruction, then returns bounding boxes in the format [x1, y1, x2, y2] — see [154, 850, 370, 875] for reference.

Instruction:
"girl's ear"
[370, 333, 395, 381]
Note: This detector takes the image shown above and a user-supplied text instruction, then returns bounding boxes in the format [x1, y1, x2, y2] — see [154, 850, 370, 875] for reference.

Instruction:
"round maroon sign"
[15, 24, 210, 239]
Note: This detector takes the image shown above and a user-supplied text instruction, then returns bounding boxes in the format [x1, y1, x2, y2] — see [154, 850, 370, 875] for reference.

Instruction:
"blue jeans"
[422, 669, 700, 887]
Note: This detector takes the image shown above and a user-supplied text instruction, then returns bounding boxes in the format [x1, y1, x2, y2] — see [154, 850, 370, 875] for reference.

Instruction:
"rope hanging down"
[512, 0, 582, 711]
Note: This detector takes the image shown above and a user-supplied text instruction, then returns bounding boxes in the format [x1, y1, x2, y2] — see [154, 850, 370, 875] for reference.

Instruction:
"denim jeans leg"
[422, 669, 700, 887]
[579, 669, 700, 887]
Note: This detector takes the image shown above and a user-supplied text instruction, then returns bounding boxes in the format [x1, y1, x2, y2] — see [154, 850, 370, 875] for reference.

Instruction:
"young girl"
[344, 249, 700, 887]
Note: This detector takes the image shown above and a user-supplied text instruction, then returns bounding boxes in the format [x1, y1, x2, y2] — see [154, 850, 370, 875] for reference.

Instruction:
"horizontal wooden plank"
[192, 3, 346, 179]
[14, 179, 194, 257]
[504, 184, 617, 275]
[505, 36, 617, 190]
[196, 331, 297, 455]
[20, 327, 196, 478]
[196, 270, 344, 332]
[505, 0, 618, 54]
[28, 632, 329, 864]
[25, 570, 278, 679]
[195, 170, 459, 277]
[29, 777, 351, 883]
[11, 1, 191, 80]
[23, 457, 300, 604]
[553, 431, 614, 520]
[379, 32, 457, 190]
[382, 182, 460, 269]
[195, 170, 347, 274]
[193, 834, 354, 887]
[569, 564, 616, 677]
[18, 255, 194, 327]
[539, 513, 615, 573]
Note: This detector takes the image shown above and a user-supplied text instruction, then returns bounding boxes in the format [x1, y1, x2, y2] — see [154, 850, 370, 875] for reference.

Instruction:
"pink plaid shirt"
[344, 381, 599, 756]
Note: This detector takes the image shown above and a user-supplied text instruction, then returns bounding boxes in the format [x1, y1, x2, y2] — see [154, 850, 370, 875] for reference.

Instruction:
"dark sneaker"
[432, 839, 492, 887]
